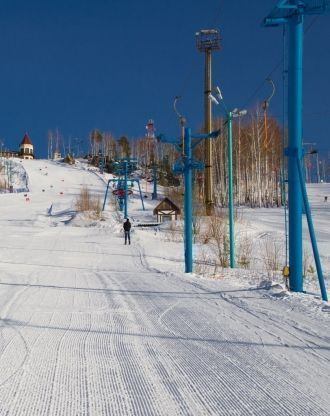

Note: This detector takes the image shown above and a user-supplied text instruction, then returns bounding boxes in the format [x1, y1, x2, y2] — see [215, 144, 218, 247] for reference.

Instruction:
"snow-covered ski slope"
[0, 159, 329, 416]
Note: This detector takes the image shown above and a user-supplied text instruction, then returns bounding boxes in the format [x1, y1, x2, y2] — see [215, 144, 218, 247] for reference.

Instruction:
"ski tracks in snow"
[0, 225, 329, 415]
[127, 240, 330, 415]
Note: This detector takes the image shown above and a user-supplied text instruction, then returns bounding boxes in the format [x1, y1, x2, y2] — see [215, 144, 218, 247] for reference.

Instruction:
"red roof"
[20, 133, 33, 146]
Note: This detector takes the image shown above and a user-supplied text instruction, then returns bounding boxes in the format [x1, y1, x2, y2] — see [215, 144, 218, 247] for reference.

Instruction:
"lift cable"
[242, 15, 320, 111]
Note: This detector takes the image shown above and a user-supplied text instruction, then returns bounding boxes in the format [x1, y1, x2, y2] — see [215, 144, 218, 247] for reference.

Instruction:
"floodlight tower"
[196, 29, 220, 215]
[263, 0, 329, 301]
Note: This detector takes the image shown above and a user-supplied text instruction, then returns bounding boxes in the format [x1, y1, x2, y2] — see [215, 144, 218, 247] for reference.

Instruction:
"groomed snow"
[0, 159, 329, 415]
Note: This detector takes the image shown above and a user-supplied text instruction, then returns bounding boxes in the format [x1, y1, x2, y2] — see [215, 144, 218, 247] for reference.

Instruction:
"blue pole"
[124, 161, 128, 218]
[102, 181, 110, 211]
[288, 13, 304, 292]
[184, 127, 193, 273]
[152, 165, 157, 200]
[227, 112, 235, 268]
[136, 179, 145, 211]
[296, 158, 328, 301]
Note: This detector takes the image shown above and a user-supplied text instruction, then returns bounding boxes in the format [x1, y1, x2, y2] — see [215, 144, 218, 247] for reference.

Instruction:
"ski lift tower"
[146, 119, 156, 139]
[263, 0, 329, 301]
[145, 119, 159, 199]
[196, 29, 220, 216]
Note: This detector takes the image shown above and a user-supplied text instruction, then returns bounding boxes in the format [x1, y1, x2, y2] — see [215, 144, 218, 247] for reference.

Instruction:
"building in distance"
[0, 133, 34, 160]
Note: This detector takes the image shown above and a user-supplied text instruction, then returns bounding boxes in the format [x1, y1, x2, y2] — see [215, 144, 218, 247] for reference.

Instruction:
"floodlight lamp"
[209, 94, 219, 105]
[232, 109, 247, 118]
[196, 28, 220, 52]
[215, 86, 223, 100]
[200, 29, 218, 35]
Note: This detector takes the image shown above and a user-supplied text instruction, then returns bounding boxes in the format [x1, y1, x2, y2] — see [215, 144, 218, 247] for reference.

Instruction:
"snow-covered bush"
[237, 233, 253, 269]
[75, 186, 102, 219]
[260, 236, 283, 278]
[206, 215, 230, 268]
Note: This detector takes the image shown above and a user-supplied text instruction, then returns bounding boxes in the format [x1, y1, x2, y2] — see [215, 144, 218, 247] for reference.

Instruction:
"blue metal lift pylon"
[102, 158, 145, 215]
[158, 127, 219, 273]
[151, 164, 158, 200]
[102, 177, 145, 213]
[263, 0, 329, 301]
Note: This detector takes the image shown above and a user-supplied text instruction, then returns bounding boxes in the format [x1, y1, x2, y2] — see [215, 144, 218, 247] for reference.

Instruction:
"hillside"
[0, 159, 329, 416]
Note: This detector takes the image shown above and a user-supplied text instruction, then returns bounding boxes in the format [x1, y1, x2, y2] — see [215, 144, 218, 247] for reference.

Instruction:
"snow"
[0, 159, 329, 415]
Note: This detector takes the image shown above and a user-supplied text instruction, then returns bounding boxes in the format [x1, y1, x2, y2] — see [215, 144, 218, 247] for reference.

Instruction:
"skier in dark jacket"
[123, 218, 131, 245]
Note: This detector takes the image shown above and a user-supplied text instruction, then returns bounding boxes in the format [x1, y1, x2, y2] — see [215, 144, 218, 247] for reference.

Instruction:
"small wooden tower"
[19, 133, 34, 160]
[153, 197, 181, 222]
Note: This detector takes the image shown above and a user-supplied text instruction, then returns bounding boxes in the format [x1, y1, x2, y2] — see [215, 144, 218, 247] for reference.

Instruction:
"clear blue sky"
[0, 0, 329, 158]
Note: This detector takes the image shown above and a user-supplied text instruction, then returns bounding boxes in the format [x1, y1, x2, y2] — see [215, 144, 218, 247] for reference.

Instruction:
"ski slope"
[0, 159, 329, 415]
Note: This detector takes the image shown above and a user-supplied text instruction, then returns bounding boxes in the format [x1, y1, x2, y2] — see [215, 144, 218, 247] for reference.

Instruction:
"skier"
[123, 218, 131, 245]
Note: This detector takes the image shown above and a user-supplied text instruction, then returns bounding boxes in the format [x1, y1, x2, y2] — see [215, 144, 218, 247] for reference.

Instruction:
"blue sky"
[0, 0, 329, 158]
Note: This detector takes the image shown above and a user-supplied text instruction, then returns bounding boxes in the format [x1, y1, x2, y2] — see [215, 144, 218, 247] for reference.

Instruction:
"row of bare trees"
[88, 108, 286, 208]
[159, 109, 285, 208]
[89, 129, 176, 167]
[89, 129, 129, 159]
[210, 110, 285, 208]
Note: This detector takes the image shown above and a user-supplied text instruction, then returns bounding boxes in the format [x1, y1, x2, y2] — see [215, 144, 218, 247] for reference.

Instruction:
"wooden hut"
[153, 198, 181, 222]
